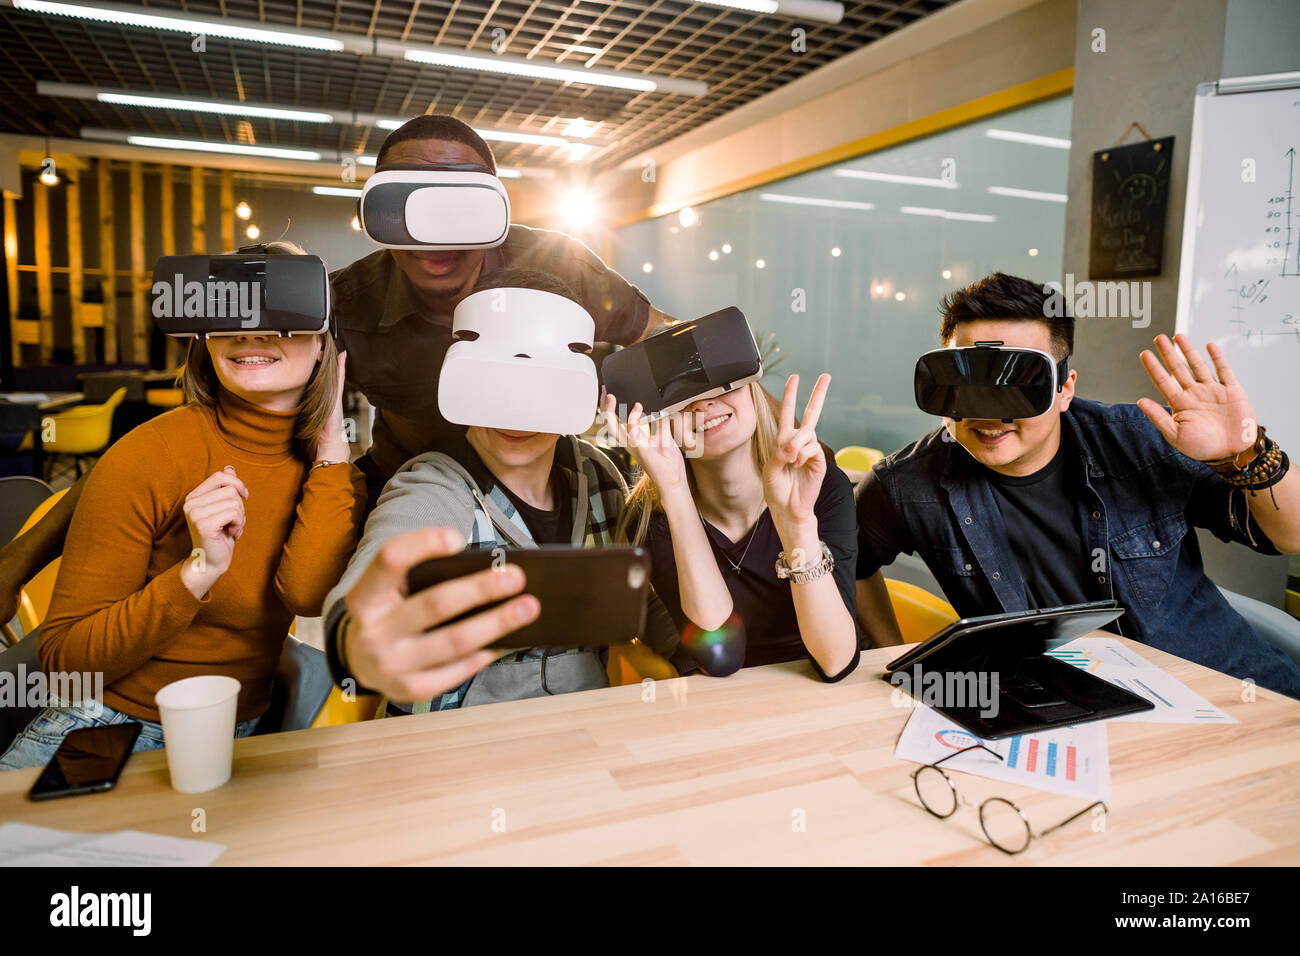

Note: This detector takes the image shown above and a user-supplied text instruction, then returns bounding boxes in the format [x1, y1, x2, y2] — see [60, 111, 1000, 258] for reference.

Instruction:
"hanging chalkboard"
[1089, 136, 1174, 279]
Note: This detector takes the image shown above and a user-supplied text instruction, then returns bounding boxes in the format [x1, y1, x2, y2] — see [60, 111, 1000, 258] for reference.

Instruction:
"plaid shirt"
[395, 434, 629, 714]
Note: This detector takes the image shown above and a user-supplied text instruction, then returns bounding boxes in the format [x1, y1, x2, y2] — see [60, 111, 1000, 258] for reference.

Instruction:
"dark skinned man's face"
[381, 138, 493, 307]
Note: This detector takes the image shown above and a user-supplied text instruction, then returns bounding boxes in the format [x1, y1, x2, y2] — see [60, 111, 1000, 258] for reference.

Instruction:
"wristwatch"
[775, 541, 834, 584]
[311, 459, 346, 471]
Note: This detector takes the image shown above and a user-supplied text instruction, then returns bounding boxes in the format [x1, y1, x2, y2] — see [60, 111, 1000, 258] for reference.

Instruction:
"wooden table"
[1, 635, 1296, 865]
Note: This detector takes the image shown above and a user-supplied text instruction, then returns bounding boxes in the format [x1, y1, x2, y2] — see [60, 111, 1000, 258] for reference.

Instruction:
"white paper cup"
[154, 675, 242, 794]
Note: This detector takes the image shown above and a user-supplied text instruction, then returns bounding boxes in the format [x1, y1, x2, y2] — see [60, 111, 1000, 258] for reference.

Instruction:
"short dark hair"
[472, 267, 578, 303]
[939, 272, 1073, 360]
[375, 114, 497, 172]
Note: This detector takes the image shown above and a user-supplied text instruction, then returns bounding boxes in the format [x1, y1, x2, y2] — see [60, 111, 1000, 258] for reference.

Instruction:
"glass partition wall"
[611, 95, 1073, 456]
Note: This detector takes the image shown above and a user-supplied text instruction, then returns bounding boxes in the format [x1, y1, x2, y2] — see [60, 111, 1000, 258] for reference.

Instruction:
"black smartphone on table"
[407, 546, 651, 649]
[28, 721, 142, 801]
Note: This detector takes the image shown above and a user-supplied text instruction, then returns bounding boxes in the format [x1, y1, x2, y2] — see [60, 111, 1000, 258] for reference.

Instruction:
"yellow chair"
[11, 488, 69, 636]
[310, 686, 382, 727]
[41, 387, 127, 481]
[145, 388, 184, 409]
[608, 639, 678, 686]
[835, 445, 885, 475]
[884, 578, 959, 644]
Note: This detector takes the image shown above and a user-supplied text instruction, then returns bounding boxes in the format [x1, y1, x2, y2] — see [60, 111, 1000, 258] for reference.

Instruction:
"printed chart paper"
[895, 704, 1111, 802]
[1045, 638, 1238, 724]
[0, 822, 225, 866]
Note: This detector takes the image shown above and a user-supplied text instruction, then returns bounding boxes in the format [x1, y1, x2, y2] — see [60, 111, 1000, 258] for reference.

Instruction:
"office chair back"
[0, 476, 54, 546]
[1, 476, 54, 643]
[13, 487, 69, 636]
[0, 629, 43, 754]
[884, 578, 959, 644]
[1219, 585, 1300, 668]
[255, 635, 336, 734]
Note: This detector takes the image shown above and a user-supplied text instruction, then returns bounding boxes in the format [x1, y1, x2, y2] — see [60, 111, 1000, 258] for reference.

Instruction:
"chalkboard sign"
[1089, 137, 1174, 279]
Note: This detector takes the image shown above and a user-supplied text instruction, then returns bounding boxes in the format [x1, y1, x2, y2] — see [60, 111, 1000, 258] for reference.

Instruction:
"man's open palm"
[1137, 333, 1258, 462]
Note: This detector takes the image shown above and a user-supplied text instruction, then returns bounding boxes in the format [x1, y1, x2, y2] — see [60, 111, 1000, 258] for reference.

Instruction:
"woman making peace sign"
[605, 374, 862, 681]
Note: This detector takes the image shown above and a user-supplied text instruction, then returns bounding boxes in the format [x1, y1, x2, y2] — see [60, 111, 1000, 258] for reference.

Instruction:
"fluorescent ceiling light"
[404, 48, 657, 92]
[986, 185, 1069, 203]
[760, 193, 875, 210]
[12, 0, 344, 51]
[700, 0, 844, 24]
[312, 186, 363, 197]
[564, 119, 596, 139]
[900, 205, 997, 223]
[984, 129, 1071, 149]
[835, 169, 957, 189]
[124, 135, 322, 160]
[16, 2, 700, 95]
[372, 120, 568, 148]
[97, 92, 332, 124]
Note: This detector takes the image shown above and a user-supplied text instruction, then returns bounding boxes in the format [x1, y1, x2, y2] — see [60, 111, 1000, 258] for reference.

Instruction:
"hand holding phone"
[340, 527, 540, 703]
[407, 546, 652, 650]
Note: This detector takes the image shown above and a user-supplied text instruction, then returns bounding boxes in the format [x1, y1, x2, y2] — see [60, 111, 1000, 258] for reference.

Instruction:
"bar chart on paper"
[895, 705, 1110, 801]
[1046, 638, 1238, 724]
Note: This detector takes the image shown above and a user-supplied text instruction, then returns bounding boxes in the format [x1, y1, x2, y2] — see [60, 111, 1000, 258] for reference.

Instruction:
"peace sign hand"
[1136, 334, 1259, 463]
[762, 373, 831, 532]
[602, 393, 689, 492]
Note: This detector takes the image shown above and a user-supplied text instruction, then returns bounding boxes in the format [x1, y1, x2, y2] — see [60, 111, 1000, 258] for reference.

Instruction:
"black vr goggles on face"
[150, 246, 333, 338]
[914, 342, 1070, 422]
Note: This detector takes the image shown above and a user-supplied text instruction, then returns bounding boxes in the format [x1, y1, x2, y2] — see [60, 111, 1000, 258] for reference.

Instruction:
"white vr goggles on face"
[438, 288, 598, 435]
[358, 162, 511, 250]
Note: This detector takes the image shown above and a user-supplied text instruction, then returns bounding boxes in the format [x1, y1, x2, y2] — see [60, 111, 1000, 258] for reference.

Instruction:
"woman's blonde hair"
[177, 240, 339, 462]
[615, 380, 779, 546]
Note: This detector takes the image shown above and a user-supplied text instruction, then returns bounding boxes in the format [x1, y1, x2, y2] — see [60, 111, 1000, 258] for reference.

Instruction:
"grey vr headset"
[150, 246, 333, 338]
[358, 162, 511, 250]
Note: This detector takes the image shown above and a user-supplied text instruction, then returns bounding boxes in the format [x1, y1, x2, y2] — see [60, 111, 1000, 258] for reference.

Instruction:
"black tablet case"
[883, 603, 1155, 739]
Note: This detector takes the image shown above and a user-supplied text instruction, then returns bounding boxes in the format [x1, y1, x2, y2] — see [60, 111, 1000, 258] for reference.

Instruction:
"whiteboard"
[1176, 73, 1300, 457]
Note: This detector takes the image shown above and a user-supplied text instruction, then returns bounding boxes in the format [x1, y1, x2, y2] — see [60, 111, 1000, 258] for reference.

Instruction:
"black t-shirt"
[456, 437, 572, 545]
[978, 438, 1097, 609]
[644, 463, 862, 680]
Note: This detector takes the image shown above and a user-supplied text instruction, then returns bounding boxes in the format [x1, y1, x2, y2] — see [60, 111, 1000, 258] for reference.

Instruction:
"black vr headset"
[150, 246, 333, 338]
[601, 306, 763, 420]
[914, 342, 1071, 422]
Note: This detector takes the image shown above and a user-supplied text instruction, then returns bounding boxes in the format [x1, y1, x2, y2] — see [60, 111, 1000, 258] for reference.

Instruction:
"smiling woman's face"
[672, 385, 757, 460]
[205, 333, 323, 410]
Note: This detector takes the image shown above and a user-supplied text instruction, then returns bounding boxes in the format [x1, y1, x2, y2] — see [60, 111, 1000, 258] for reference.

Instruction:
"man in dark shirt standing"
[854, 272, 1300, 698]
[331, 114, 675, 506]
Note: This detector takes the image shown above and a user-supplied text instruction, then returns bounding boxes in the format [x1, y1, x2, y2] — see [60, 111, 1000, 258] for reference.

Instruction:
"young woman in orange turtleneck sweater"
[0, 243, 366, 769]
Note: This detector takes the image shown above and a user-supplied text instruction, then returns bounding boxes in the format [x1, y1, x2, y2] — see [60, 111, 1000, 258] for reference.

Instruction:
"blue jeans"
[0, 700, 260, 770]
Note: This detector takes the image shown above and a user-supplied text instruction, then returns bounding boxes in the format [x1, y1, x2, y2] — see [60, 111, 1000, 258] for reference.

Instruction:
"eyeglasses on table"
[910, 743, 1107, 854]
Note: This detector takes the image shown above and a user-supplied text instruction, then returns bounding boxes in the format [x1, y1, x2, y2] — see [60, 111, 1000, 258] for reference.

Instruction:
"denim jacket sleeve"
[854, 460, 916, 579]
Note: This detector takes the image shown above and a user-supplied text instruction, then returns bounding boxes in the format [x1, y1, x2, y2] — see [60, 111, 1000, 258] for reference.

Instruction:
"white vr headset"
[358, 163, 511, 250]
[438, 288, 598, 435]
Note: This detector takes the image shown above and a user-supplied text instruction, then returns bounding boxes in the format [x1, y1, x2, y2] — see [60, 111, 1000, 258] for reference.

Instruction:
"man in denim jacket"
[855, 273, 1300, 698]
